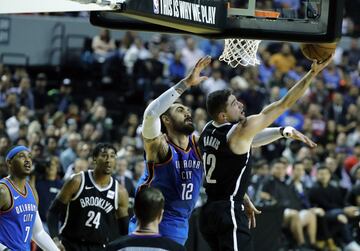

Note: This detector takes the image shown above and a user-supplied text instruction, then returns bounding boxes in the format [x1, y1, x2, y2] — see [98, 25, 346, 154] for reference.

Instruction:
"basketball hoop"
[219, 10, 280, 68]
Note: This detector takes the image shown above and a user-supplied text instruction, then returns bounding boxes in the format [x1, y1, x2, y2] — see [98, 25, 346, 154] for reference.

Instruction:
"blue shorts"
[128, 216, 188, 245]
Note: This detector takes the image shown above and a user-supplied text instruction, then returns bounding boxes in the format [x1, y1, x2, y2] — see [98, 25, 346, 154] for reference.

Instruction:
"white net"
[219, 39, 261, 68]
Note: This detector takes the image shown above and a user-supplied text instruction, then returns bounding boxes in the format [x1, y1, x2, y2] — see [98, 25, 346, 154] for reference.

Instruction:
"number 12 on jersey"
[203, 153, 217, 184]
[181, 183, 193, 200]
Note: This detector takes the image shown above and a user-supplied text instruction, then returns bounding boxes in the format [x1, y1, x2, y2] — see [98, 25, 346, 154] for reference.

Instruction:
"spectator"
[44, 136, 60, 157]
[346, 39, 360, 69]
[92, 28, 116, 63]
[238, 81, 267, 115]
[309, 166, 360, 250]
[261, 159, 317, 250]
[33, 73, 48, 111]
[133, 45, 165, 101]
[322, 62, 345, 90]
[124, 37, 150, 74]
[114, 157, 135, 200]
[301, 157, 316, 188]
[35, 156, 63, 229]
[169, 51, 186, 83]
[63, 158, 89, 181]
[81, 123, 99, 142]
[181, 37, 204, 72]
[59, 132, 81, 173]
[258, 50, 276, 86]
[0, 134, 10, 157]
[269, 43, 296, 74]
[5, 106, 29, 142]
[275, 103, 304, 131]
[17, 77, 34, 111]
[291, 161, 338, 250]
[57, 79, 74, 113]
[132, 158, 145, 188]
[89, 105, 113, 142]
[1, 89, 19, 121]
[201, 69, 227, 95]
[248, 159, 270, 202]
[199, 39, 223, 58]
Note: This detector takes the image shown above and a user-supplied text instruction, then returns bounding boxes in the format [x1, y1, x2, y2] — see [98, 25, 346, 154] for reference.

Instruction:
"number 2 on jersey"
[85, 210, 101, 229]
[203, 153, 217, 184]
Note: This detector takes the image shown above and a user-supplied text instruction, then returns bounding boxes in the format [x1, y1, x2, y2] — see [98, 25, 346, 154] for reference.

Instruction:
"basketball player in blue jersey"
[0, 146, 61, 251]
[199, 56, 333, 251]
[128, 56, 212, 245]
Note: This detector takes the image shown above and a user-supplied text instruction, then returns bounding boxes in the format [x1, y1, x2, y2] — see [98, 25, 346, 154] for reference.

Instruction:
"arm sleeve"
[47, 199, 67, 238]
[32, 212, 60, 251]
[117, 216, 129, 235]
[252, 127, 283, 148]
[0, 243, 9, 251]
[142, 86, 181, 139]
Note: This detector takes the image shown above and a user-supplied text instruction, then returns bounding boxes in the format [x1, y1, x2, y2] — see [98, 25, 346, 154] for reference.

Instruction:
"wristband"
[282, 126, 293, 138]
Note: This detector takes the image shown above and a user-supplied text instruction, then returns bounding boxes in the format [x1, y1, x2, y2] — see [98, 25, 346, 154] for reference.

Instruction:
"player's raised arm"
[142, 56, 211, 162]
[242, 56, 333, 140]
[251, 126, 317, 148]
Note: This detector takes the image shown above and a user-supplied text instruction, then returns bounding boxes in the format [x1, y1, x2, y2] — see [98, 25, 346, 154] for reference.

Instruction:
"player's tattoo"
[174, 81, 188, 95]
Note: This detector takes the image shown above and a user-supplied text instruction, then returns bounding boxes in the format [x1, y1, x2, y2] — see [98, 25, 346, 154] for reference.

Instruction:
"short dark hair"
[92, 143, 117, 159]
[206, 89, 232, 120]
[45, 136, 59, 145]
[134, 187, 164, 225]
[159, 102, 182, 134]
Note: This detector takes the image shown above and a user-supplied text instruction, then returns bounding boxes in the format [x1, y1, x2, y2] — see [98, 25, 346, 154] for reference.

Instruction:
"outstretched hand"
[184, 56, 211, 87]
[243, 197, 262, 229]
[285, 127, 317, 148]
[311, 54, 334, 74]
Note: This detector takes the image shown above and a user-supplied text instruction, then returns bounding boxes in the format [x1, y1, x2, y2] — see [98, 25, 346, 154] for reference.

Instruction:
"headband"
[6, 146, 30, 161]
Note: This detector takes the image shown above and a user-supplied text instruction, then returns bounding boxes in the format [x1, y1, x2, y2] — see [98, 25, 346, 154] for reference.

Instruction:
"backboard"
[90, 0, 345, 43]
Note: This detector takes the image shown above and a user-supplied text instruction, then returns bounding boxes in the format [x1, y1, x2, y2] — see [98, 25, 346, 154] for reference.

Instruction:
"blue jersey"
[0, 177, 37, 251]
[129, 135, 203, 244]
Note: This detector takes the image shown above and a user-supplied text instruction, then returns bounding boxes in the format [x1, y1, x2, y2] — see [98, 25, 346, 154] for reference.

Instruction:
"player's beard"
[101, 163, 113, 175]
[173, 120, 195, 135]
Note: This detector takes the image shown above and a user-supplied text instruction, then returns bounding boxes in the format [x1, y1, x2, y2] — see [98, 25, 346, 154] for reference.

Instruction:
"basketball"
[300, 43, 337, 63]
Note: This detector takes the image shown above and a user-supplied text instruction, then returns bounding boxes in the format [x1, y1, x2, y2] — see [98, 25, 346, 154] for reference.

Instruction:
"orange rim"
[255, 10, 280, 18]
